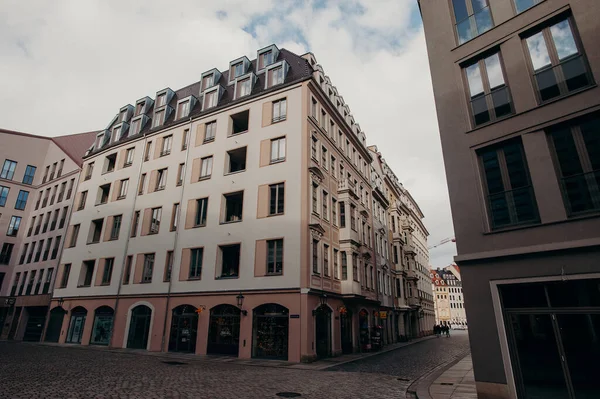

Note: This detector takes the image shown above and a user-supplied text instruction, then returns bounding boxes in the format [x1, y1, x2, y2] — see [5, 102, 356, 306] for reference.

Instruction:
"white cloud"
[0, 0, 456, 267]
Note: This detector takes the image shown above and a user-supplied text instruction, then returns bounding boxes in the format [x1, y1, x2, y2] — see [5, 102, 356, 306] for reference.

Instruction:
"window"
[321, 146, 328, 169]
[205, 121, 217, 142]
[231, 110, 249, 135]
[204, 90, 218, 109]
[202, 74, 214, 91]
[0, 185, 8, 206]
[548, 116, 600, 215]
[177, 101, 190, 119]
[259, 50, 273, 69]
[150, 207, 161, 234]
[101, 258, 114, 285]
[479, 138, 539, 229]
[267, 239, 283, 274]
[219, 244, 240, 278]
[333, 248, 339, 279]
[153, 110, 165, 128]
[89, 219, 104, 243]
[323, 244, 329, 277]
[182, 129, 190, 150]
[312, 239, 319, 274]
[0, 243, 14, 265]
[23, 165, 36, 185]
[104, 154, 116, 173]
[110, 215, 122, 240]
[138, 174, 146, 195]
[70, 224, 80, 247]
[465, 52, 513, 126]
[142, 254, 154, 283]
[269, 183, 285, 216]
[124, 256, 132, 284]
[176, 163, 185, 186]
[332, 198, 337, 226]
[189, 248, 203, 279]
[84, 162, 94, 180]
[200, 156, 213, 179]
[525, 18, 592, 102]
[78, 190, 87, 210]
[1, 160, 17, 180]
[232, 62, 244, 78]
[237, 78, 252, 98]
[164, 251, 173, 282]
[339, 201, 346, 227]
[160, 135, 173, 156]
[195, 198, 208, 227]
[270, 137, 286, 163]
[66, 178, 74, 200]
[130, 118, 141, 136]
[60, 264, 71, 288]
[156, 168, 167, 191]
[15, 190, 28, 210]
[131, 211, 140, 237]
[227, 147, 247, 174]
[19, 243, 28, 264]
[113, 126, 122, 141]
[98, 184, 110, 204]
[272, 99, 287, 122]
[223, 191, 243, 223]
[311, 135, 318, 160]
[321, 110, 327, 130]
[312, 183, 319, 214]
[170, 203, 180, 231]
[452, 0, 493, 45]
[331, 156, 336, 177]
[143, 141, 152, 162]
[118, 179, 128, 199]
[350, 204, 357, 230]
[322, 191, 329, 220]
[51, 236, 61, 259]
[7, 216, 21, 236]
[80, 260, 94, 287]
[514, 0, 544, 13]
[57, 182, 66, 202]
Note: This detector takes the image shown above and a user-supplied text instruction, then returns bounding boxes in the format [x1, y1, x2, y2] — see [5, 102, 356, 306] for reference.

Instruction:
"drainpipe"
[159, 116, 193, 352]
[109, 133, 150, 349]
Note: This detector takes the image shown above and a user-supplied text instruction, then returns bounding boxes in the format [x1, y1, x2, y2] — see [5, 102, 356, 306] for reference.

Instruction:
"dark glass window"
[452, 0, 493, 45]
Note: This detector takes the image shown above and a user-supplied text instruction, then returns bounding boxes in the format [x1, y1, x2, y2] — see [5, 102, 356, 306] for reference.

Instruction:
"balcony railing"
[470, 85, 514, 126]
[407, 297, 420, 307]
[533, 54, 592, 103]
[560, 170, 600, 216]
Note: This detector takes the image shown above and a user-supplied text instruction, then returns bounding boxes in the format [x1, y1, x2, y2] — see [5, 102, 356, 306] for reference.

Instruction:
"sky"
[0, 0, 458, 268]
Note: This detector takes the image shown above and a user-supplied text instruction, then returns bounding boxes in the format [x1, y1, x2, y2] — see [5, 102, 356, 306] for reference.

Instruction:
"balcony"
[407, 297, 420, 307]
[337, 178, 357, 198]
[392, 230, 404, 243]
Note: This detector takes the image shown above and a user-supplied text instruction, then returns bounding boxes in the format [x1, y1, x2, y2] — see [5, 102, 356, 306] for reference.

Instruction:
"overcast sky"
[0, 0, 457, 268]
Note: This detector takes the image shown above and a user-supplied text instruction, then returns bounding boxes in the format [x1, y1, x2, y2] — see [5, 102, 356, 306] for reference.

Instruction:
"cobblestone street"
[0, 331, 469, 399]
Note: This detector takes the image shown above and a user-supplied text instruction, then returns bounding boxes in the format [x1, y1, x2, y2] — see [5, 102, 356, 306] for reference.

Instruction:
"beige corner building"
[0, 129, 95, 340]
[38, 45, 432, 362]
[419, 0, 600, 398]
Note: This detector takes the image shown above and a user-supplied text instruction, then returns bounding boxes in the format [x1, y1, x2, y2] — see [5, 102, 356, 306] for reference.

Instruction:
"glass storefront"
[207, 304, 240, 355]
[359, 309, 369, 350]
[127, 305, 152, 350]
[252, 304, 289, 360]
[168, 305, 198, 353]
[500, 278, 600, 399]
[90, 306, 113, 345]
[66, 307, 87, 344]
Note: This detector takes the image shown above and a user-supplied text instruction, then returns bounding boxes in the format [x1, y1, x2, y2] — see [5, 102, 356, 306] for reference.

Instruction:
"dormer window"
[205, 90, 218, 109]
[232, 62, 244, 79]
[177, 100, 190, 119]
[130, 119, 140, 135]
[157, 94, 166, 107]
[202, 74, 213, 91]
[259, 51, 273, 69]
[270, 66, 284, 86]
[238, 78, 251, 98]
[113, 126, 122, 141]
[120, 110, 128, 122]
[136, 102, 145, 115]
[265, 61, 289, 89]
[154, 110, 165, 128]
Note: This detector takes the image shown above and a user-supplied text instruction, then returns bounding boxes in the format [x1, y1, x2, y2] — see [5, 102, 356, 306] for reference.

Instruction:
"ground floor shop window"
[168, 305, 198, 353]
[127, 305, 152, 350]
[252, 303, 289, 360]
[207, 304, 240, 356]
[90, 306, 113, 345]
[66, 306, 87, 344]
[359, 309, 370, 350]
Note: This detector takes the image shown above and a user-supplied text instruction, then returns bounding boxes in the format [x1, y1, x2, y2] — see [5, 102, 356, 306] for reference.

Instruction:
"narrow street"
[0, 331, 470, 399]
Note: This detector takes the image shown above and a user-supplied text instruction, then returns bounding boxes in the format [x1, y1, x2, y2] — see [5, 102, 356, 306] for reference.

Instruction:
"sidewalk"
[425, 355, 476, 399]
[26, 334, 435, 371]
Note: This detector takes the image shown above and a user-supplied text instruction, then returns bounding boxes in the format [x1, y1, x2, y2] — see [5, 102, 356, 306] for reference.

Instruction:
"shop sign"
[379, 311, 387, 319]
[290, 314, 300, 319]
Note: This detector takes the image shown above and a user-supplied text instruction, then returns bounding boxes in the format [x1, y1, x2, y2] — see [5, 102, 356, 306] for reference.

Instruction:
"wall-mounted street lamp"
[57, 297, 65, 307]
[319, 293, 328, 307]
[236, 292, 248, 316]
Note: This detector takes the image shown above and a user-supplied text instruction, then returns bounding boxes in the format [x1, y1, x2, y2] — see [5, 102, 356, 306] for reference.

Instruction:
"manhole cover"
[162, 361, 187, 366]
[440, 383, 454, 386]
[276, 393, 302, 398]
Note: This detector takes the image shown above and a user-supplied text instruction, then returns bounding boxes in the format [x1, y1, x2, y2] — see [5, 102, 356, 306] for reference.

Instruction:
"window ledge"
[107, 237, 119, 241]
[124, 163, 133, 168]
[216, 275, 239, 280]
[159, 152, 171, 157]
[99, 282, 110, 286]
[77, 285, 91, 288]
[230, 130, 248, 137]
[101, 170, 115, 175]
[87, 241, 100, 245]
[266, 272, 283, 276]
[269, 158, 286, 165]
[271, 117, 286, 124]
[116, 196, 126, 200]
[176, 182, 182, 187]
[483, 212, 600, 235]
[221, 219, 242, 225]
[225, 170, 246, 176]
[267, 212, 284, 217]
[203, 138, 215, 144]
[198, 176, 211, 181]
[192, 223, 207, 229]
[187, 277, 202, 281]
[155, 187, 166, 192]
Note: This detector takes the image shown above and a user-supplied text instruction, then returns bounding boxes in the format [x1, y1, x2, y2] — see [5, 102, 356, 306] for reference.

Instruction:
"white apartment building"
[44, 45, 432, 361]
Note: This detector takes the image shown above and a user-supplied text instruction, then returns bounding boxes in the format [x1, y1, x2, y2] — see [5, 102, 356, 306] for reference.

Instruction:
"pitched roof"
[90, 48, 313, 156]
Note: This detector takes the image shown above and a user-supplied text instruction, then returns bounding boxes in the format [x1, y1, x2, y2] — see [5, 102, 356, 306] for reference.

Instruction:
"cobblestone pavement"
[0, 331, 469, 399]
[327, 330, 471, 379]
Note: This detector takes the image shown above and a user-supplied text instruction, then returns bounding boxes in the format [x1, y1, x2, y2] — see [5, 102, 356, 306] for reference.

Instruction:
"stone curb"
[406, 350, 471, 399]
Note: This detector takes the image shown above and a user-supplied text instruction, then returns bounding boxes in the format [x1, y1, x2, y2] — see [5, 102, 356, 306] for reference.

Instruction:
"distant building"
[431, 265, 466, 328]
[0, 129, 96, 341]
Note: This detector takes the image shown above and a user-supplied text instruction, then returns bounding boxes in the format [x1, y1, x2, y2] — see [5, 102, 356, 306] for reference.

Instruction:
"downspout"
[159, 116, 193, 352]
[109, 134, 150, 349]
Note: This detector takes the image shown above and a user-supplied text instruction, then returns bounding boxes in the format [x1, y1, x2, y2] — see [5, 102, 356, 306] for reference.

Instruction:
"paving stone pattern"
[327, 330, 471, 379]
